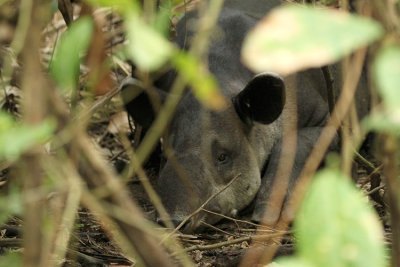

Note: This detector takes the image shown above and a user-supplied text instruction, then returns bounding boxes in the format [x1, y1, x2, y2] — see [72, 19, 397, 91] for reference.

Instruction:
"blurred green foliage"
[0, 111, 55, 160]
[242, 5, 383, 75]
[363, 45, 400, 136]
[0, 252, 22, 266]
[374, 45, 400, 111]
[277, 170, 387, 267]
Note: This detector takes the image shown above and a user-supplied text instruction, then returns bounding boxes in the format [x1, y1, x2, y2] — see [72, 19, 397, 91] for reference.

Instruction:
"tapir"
[121, 0, 369, 232]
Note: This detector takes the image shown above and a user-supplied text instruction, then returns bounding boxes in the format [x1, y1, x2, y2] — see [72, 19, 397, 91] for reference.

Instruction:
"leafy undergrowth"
[0, 1, 393, 266]
[1, 117, 389, 266]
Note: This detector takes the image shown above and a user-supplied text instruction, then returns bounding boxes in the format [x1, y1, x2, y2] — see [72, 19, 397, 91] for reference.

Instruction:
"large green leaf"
[284, 169, 387, 267]
[374, 45, 400, 110]
[124, 12, 174, 71]
[242, 5, 383, 75]
[50, 17, 94, 92]
[362, 45, 400, 135]
[0, 111, 55, 160]
[362, 112, 400, 136]
[153, 1, 173, 37]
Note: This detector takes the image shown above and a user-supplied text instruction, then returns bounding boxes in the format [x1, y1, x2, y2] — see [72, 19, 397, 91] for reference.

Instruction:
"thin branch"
[201, 209, 282, 232]
[76, 133, 177, 267]
[0, 238, 22, 247]
[322, 66, 335, 114]
[169, 173, 242, 236]
[77, 85, 121, 121]
[383, 136, 400, 267]
[366, 184, 385, 196]
[200, 221, 237, 236]
[177, 232, 288, 255]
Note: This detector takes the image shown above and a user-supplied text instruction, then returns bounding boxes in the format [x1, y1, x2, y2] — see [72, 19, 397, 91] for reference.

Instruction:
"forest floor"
[0, 2, 392, 266]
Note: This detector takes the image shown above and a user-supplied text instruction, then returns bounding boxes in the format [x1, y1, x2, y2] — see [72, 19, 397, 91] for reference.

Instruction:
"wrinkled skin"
[121, 0, 369, 232]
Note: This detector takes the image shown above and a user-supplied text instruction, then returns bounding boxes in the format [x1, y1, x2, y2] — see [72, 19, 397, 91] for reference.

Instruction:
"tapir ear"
[233, 72, 285, 125]
[120, 77, 166, 129]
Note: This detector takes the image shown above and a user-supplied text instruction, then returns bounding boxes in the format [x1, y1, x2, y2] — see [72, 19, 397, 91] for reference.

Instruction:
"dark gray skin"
[121, 0, 367, 232]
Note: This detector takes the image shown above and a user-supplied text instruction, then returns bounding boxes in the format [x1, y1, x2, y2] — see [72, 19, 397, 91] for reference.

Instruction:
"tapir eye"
[217, 153, 228, 163]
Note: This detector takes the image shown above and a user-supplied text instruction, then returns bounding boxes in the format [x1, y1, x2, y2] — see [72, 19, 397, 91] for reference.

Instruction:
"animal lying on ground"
[121, 0, 369, 233]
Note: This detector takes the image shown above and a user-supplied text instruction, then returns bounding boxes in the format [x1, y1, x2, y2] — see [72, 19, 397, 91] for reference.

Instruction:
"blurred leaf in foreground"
[50, 17, 94, 93]
[277, 169, 386, 267]
[124, 11, 174, 71]
[0, 252, 21, 266]
[362, 112, 400, 136]
[0, 111, 55, 160]
[172, 52, 226, 110]
[362, 45, 400, 135]
[242, 5, 383, 75]
[373, 45, 400, 110]
[153, 2, 173, 37]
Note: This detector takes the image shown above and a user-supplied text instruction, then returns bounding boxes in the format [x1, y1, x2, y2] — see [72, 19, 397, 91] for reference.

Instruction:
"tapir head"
[121, 73, 285, 232]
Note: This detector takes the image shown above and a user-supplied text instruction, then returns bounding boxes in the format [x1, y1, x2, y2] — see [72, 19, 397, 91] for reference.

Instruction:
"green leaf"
[0, 252, 22, 266]
[242, 5, 383, 75]
[374, 45, 400, 110]
[362, 45, 400, 136]
[0, 186, 23, 225]
[153, 2, 173, 37]
[362, 112, 400, 136]
[172, 52, 226, 110]
[294, 169, 386, 267]
[0, 111, 56, 160]
[124, 12, 174, 71]
[50, 17, 94, 93]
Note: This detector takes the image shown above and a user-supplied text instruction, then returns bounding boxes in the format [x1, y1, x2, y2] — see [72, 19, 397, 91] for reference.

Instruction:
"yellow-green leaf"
[374, 45, 400, 110]
[124, 13, 174, 71]
[172, 52, 226, 110]
[292, 169, 387, 267]
[242, 5, 383, 75]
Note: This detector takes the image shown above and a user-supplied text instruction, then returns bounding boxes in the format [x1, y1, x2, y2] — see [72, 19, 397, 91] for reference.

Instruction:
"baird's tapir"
[121, 0, 369, 232]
